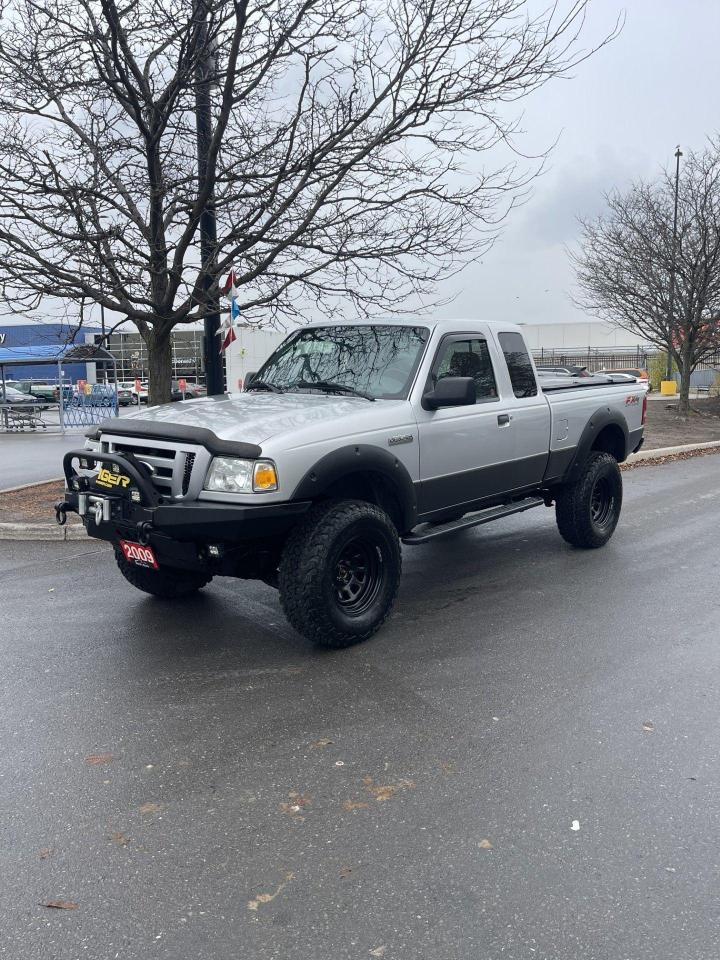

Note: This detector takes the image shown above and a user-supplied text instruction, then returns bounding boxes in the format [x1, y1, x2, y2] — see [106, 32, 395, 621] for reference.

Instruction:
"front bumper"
[59, 449, 311, 571]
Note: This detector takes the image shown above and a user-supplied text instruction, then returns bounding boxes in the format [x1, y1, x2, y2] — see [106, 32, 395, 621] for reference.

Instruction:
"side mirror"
[244, 371, 257, 389]
[422, 376, 476, 411]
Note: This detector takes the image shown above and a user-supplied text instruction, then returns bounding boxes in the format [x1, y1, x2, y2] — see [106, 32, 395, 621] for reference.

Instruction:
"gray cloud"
[430, 0, 720, 326]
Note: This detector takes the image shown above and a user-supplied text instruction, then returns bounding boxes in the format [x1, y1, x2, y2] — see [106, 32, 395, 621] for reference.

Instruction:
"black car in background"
[1, 384, 47, 411]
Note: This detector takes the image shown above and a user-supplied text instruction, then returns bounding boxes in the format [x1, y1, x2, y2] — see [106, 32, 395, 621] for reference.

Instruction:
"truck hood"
[111, 392, 411, 446]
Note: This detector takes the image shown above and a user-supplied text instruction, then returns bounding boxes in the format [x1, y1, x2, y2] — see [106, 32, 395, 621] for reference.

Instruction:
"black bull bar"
[62, 449, 160, 506]
[55, 448, 312, 551]
[56, 449, 160, 541]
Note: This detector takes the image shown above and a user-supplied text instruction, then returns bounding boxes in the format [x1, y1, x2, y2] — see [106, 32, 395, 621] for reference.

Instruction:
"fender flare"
[563, 406, 630, 482]
[291, 444, 417, 532]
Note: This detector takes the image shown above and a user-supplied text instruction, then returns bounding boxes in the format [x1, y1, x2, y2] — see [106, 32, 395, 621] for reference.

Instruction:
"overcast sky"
[432, 0, 720, 327]
[8, 0, 719, 339]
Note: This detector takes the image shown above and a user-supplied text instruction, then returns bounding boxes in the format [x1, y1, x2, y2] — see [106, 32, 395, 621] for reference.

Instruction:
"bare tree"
[0, 0, 615, 403]
[573, 141, 720, 415]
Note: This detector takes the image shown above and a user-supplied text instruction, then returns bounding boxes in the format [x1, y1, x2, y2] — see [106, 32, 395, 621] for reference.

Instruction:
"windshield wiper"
[294, 379, 375, 401]
[246, 379, 284, 394]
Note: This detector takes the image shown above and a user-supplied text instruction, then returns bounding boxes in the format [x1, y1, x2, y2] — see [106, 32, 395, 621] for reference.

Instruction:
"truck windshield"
[253, 325, 429, 400]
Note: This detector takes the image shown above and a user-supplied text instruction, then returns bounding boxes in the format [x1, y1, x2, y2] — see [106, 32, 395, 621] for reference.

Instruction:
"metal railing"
[532, 347, 651, 371]
[61, 387, 118, 429]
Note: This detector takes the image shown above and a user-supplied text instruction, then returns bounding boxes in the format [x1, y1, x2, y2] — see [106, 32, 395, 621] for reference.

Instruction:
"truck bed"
[539, 374, 646, 476]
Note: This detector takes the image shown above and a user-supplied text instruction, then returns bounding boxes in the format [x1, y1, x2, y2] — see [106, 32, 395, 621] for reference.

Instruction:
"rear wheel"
[114, 548, 212, 598]
[555, 451, 623, 549]
[279, 500, 401, 648]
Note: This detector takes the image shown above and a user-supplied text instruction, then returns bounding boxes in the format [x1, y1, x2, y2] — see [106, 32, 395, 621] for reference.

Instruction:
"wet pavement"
[0, 431, 85, 489]
[2, 454, 720, 959]
[0, 407, 138, 489]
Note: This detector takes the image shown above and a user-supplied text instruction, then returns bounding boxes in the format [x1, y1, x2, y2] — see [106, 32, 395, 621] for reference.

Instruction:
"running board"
[402, 497, 545, 545]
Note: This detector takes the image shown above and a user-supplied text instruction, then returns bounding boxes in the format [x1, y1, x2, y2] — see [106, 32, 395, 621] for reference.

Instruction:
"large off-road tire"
[555, 451, 623, 549]
[278, 500, 402, 648]
[114, 548, 212, 599]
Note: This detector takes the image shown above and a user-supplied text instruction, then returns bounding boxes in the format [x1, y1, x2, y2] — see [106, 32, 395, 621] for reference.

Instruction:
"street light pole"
[195, 1, 224, 396]
[666, 145, 683, 381]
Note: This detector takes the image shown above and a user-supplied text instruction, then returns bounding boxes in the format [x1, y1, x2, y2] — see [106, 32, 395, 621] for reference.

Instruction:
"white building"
[224, 324, 287, 391]
[518, 320, 652, 352]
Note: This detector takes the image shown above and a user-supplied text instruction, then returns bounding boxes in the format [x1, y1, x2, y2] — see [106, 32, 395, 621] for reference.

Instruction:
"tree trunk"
[678, 341, 692, 417]
[147, 327, 173, 406]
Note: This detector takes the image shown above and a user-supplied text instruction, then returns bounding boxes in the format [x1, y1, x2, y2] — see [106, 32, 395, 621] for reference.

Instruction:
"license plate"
[119, 540, 158, 569]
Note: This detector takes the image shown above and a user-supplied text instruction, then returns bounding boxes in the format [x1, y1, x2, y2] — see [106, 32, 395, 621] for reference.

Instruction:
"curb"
[0, 477, 87, 542]
[0, 476, 81, 540]
[0, 522, 87, 541]
[0, 477, 64, 495]
[2, 440, 720, 541]
[625, 439, 720, 464]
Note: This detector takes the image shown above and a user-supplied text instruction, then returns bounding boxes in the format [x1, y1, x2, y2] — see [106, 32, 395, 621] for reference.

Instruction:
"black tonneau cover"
[540, 374, 639, 393]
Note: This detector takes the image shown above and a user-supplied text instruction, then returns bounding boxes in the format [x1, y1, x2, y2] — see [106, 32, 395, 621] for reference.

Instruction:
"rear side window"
[498, 332, 538, 398]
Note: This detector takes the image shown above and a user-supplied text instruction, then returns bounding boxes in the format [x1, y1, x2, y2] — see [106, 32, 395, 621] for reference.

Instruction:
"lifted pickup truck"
[57, 320, 646, 647]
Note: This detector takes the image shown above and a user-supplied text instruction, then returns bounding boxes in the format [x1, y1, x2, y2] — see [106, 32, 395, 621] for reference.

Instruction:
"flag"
[222, 269, 238, 299]
[220, 323, 237, 353]
[217, 302, 237, 351]
[218, 312, 237, 352]
[218, 267, 240, 352]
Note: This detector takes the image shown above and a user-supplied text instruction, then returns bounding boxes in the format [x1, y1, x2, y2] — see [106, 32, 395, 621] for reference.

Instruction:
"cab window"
[498, 332, 538, 398]
[432, 337, 498, 401]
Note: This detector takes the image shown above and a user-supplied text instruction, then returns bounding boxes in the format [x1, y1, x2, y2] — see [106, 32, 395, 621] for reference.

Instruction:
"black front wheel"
[279, 500, 402, 648]
[114, 548, 213, 599]
[555, 451, 623, 549]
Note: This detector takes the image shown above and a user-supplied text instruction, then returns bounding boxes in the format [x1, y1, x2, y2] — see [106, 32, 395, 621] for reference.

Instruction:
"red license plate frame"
[118, 539, 159, 569]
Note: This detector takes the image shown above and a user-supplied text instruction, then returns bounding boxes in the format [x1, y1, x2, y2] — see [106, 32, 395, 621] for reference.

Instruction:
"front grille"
[104, 435, 205, 499]
[111, 440, 177, 494]
[182, 453, 196, 495]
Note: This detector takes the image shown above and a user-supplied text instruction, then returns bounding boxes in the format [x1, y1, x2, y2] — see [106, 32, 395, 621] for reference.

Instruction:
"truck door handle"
[497, 413, 512, 426]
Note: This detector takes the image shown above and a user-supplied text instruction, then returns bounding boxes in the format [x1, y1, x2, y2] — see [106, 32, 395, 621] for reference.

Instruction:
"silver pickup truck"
[58, 320, 646, 647]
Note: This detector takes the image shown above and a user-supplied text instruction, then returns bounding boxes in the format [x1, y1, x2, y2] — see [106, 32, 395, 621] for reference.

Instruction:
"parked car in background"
[1, 384, 47, 411]
[115, 383, 135, 406]
[7, 379, 57, 403]
[71, 383, 117, 407]
[597, 367, 651, 391]
[182, 381, 207, 399]
[118, 380, 148, 404]
[535, 365, 592, 378]
[54, 384, 74, 403]
[171, 380, 207, 401]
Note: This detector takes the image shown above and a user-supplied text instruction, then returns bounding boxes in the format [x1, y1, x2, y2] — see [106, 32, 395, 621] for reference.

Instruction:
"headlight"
[204, 457, 278, 493]
[80, 437, 101, 470]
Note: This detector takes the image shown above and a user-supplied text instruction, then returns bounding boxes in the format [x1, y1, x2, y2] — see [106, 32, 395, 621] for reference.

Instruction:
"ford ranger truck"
[57, 320, 646, 648]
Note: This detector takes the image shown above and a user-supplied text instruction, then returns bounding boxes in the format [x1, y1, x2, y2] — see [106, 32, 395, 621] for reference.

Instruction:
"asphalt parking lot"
[2, 455, 720, 960]
[0, 431, 84, 489]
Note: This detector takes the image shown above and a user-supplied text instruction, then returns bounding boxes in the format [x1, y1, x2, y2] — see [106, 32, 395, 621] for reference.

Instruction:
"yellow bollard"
[660, 380, 677, 396]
